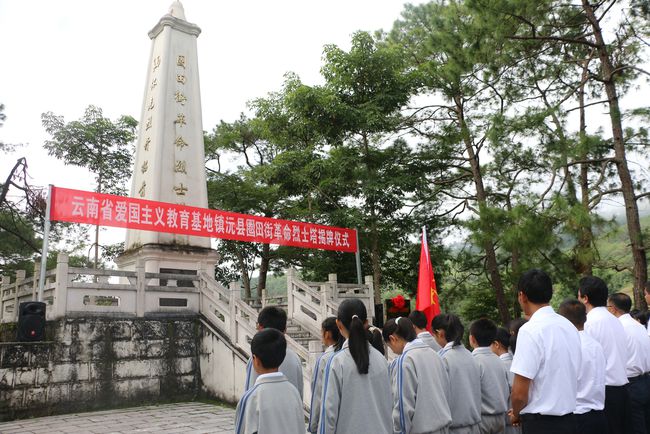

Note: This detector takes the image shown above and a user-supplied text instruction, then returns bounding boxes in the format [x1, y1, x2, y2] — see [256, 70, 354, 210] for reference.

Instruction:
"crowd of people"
[234, 269, 650, 434]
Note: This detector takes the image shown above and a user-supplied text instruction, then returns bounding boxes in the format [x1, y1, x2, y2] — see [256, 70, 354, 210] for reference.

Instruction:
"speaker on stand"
[17, 301, 46, 342]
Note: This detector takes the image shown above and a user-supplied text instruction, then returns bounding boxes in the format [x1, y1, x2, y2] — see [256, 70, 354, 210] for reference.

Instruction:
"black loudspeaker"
[17, 301, 46, 342]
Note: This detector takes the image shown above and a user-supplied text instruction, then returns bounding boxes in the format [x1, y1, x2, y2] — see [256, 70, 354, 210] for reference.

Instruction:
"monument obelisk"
[117, 1, 218, 275]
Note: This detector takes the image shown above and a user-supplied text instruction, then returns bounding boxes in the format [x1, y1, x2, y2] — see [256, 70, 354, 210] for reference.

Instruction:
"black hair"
[257, 306, 287, 331]
[630, 309, 650, 327]
[469, 318, 497, 347]
[367, 327, 385, 355]
[322, 316, 343, 351]
[337, 298, 370, 374]
[408, 310, 428, 330]
[578, 276, 608, 307]
[251, 328, 286, 369]
[430, 313, 464, 347]
[608, 292, 632, 313]
[558, 298, 587, 328]
[494, 327, 510, 349]
[517, 269, 553, 304]
[508, 317, 527, 354]
[382, 317, 417, 343]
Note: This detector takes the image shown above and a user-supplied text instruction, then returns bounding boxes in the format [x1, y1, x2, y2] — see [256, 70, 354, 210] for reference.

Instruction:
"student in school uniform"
[469, 318, 509, 434]
[244, 306, 304, 399]
[491, 327, 519, 434]
[308, 317, 343, 434]
[319, 298, 392, 434]
[558, 299, 607, 434]
[510, 269, 581, 434]
[607, 292, 650, 434]
[431, 313, 482, 434]
[235, 329, 305, 434]
[578, 276, 628, 434]
[383, 316, 452, 434]
[409, 310, 442, 351]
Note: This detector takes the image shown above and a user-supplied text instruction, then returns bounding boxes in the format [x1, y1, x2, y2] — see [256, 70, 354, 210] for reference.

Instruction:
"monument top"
[168, 1, 186, 20]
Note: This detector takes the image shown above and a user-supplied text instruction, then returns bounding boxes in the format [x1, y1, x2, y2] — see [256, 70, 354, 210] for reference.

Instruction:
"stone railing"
[286, 268, 375, 340]
[1, 253, 203, 323]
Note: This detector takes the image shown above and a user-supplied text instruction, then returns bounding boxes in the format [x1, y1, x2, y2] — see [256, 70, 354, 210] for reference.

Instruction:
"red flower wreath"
[391, 294, 406, 310]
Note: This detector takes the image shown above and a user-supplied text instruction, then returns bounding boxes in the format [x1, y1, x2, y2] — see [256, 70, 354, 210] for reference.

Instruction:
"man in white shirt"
[578, 276, 629, 434]
[558, 299, 607, 434]
[509, 269, 581, 434]
[607, 292, 650, 434]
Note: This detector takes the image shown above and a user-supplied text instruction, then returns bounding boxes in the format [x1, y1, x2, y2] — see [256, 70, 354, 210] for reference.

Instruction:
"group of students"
[234, 269, 650, 434]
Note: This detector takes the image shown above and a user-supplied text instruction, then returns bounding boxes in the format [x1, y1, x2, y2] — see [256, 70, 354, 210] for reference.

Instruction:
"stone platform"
[0, 402, 235, 434]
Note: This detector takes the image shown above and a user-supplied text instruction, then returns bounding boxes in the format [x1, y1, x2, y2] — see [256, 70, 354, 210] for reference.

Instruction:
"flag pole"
[355, 228, 362, 285]
[37, 184, 53, 302]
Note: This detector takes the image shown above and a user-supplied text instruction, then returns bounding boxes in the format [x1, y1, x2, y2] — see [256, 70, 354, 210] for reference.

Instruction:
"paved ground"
[0, 402, 236, 434]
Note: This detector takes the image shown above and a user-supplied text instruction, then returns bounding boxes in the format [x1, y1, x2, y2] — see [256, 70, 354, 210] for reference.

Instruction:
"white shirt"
[511, 306, 581, 416]
[255, 372, 284, 383]
[575, 331, 606, 414]
[584, 307, 629, 386]
[619, 313, 650, 377]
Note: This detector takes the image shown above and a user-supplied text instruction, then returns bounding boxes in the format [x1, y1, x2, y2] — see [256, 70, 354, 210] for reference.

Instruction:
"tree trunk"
[257, 243, 270, 300]
[455, 96, 511, 324]
[583, 1, 648, 309]
[577, 59, 594, 276]
[235, 248, 252, 299]
[370, 221, 382, 306]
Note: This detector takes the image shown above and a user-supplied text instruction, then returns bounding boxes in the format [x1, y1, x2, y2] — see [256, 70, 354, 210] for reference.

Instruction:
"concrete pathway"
[0, 402, 236, 434]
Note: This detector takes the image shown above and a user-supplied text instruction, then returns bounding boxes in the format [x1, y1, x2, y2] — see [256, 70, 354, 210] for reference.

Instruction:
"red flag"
[416, 227, 440, 331]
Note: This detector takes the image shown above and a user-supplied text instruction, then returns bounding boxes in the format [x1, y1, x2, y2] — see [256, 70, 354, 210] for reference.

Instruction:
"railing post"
[13, 270, 26, 321]
[320, 282, 329, 322]
[136, 259, 146, 317]
[53, 253, 69, 319]
[261, 288, 267, 308]
[364, 275, 374, 324]
[32, 261, 40, 301]
[0, 275, 10, 322]
[286, 268, 295, 321]
[328, 273, 337, 301]
[229, 281, 239, 343]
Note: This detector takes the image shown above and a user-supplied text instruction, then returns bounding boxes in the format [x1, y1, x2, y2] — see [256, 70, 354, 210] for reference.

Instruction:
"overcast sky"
[0, 0, 420, 184]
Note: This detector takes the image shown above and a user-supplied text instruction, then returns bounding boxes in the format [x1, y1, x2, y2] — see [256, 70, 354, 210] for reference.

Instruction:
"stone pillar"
[286, 268, 295, 321]
[53, 253, 69, 319]
[0, 275, 10, 322]
[328, 273, 337, 301]
[136, 259, 146, 317]
[364, 275, 375, 324]
[32, 261, 40, 301]
[228, 281, 239, 343]
[13, 270, 26, 321]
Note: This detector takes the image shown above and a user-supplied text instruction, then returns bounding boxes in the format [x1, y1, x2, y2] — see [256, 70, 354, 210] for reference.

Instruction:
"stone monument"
[117, 1, 218, 277]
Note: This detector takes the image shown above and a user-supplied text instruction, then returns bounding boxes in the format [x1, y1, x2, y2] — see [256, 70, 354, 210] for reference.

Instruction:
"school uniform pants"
[626, 374, 650, 434]
[519, 413, 575, 434]
[573, 410, 607, 434]
[450, 423, 480, 434]
[478, 413, 505, 434]
[604, 384, 628, 434]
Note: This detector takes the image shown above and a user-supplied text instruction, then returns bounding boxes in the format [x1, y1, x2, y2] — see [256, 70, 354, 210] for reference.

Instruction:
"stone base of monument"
[116, 243, 219, 284]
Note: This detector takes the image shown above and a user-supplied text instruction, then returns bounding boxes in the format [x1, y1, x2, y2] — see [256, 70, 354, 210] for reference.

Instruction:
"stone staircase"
[286, 318, 319, 352]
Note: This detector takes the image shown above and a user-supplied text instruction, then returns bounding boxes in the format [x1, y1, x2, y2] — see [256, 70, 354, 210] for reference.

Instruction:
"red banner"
[50, 186, 357, 252]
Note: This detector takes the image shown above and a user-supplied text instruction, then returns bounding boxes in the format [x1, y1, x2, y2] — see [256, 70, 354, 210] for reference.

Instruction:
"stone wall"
[0, 315, 201, 421]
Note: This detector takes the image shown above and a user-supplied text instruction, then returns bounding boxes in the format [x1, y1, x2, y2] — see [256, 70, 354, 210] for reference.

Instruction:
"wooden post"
[53, 253, 69, 319]
[136, 259, 146, 317]
[13, 270, 26, 321]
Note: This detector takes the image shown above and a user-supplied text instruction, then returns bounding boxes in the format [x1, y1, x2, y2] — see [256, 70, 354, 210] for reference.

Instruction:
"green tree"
[41, 105, 137, 269]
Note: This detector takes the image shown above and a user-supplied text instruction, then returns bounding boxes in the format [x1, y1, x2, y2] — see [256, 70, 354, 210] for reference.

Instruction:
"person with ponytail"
[319, 298, 392, 434]
[431, 313, 481, 434]
[383, 316, 452, 434]
[308, 317, 343, 433]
